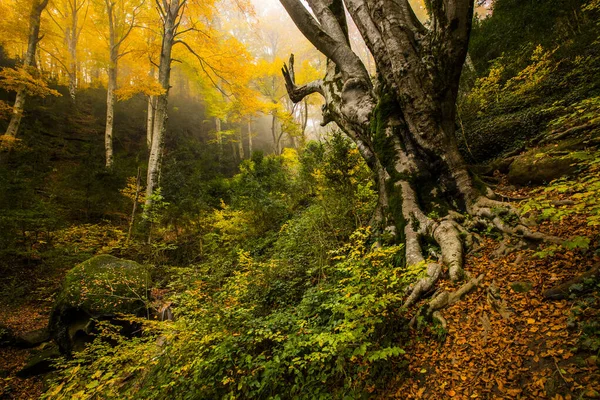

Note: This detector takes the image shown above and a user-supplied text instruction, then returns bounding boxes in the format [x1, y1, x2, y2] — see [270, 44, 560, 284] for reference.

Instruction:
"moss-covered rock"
[49, 254, 150, 354]
[508, 151, 581, 185]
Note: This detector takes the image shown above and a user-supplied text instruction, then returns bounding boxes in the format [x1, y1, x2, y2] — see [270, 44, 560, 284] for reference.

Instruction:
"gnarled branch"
[281, 54, 324, 104]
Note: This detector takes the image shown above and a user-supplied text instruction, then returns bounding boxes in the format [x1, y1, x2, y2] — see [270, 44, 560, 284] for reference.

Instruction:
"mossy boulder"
[508, 151, 581, 186]
[49, 254, 150, 354]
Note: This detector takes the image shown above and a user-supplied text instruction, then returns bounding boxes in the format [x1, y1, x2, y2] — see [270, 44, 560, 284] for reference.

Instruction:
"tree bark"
[146, 94, 156, 148]
[145, 0, 181, 216]
[67, 1, 81, 102]
[238, 127, 245, 160]
[105, 62, 116, 168]
[215, 117, 223, 162]
[271, 112, 281, 155]
[4, 0, 49, 138]
[247, 120, 253, 155]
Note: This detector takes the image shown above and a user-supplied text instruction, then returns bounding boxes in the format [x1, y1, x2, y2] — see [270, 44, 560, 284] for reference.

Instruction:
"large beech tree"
[279, 0, 556, 307]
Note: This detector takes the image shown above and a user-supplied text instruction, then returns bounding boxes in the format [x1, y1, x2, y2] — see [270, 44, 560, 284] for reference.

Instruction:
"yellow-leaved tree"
[2, 0, 57, 140]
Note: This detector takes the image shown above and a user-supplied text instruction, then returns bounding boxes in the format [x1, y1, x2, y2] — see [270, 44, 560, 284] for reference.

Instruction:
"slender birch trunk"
[5, 0, 49, 138]
[104, 0, 139, 168]
[104, 0, 117, 169]
[146, 95, 156, 148]
[238, 127, 244, 160]
[215, 117, 223, 161]
[271, 112, 280, 155]
[105, 52, 117, 168]
[247, 120, 253, 155]
[68, 13, 78, 101]
[144, 0, 179, 215]
[126, 167, 142, 243]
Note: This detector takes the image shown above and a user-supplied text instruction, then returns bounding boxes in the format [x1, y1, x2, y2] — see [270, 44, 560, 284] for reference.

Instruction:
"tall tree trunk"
[146, 94, 156, 148]
[68, 11, 78, 101]
[271, 112, 280, 155]
[4, 0, 49, 138]
[247, 120, 253, 155]
[104, 0, 140, 168]
[301, 98, 308, 141]
[238, 127, 245, 159]
[126, 167, 142, 243]
[215, 117, 223, 162]
[105, 63, 116, 168]
[145, 0, 179, 216]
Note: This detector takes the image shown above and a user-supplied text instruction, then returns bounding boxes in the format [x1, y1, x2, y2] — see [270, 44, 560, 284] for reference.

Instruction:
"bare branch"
[281, 54, 324, 103]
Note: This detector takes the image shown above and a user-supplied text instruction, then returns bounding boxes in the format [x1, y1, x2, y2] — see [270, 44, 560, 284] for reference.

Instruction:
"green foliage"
[521, 151, 600, 226]
[533, 236, 591, 259]
[45, 229, 416, 399]
[460, 0, 600, 162]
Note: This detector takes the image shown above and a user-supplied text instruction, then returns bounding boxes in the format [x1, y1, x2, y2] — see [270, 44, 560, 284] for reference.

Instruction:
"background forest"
[0, 0, 599, 398]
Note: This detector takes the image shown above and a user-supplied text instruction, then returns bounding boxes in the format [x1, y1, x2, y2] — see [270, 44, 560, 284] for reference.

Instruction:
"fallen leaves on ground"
[391, 180, 600, 399]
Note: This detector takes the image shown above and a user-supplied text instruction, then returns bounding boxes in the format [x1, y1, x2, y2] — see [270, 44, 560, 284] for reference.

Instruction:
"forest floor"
[0, 304, 48, 398]
[1, 162, 599, 400]
[393, 178, 600, 399]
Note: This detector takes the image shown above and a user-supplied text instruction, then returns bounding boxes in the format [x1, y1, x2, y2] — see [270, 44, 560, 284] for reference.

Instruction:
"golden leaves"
[0, 67, 61, 98]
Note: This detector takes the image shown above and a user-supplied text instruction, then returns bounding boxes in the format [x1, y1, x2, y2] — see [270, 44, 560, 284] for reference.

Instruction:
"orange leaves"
[0, 100, 12, 120]
[115, 74, 165, 101]
[0, 67, 61, 98]
[391, 186, 600, 399]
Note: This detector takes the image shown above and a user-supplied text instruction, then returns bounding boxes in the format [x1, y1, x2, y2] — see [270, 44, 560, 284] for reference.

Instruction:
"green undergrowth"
[44, 229, 422, 399]
[521, 150, 600, 257]
[521, 151, 600, 227]
[459, 0, 600, 162]
[41, 135, 430, 398]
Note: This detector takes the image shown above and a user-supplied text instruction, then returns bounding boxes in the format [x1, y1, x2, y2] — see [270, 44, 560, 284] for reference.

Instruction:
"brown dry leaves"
[391, 189, 600, 398]
[0, 304, 50, 399]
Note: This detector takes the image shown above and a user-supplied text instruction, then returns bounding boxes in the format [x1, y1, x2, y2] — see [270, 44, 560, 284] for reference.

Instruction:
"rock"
[508, 151, 580, 186]
[1, 325, 51, 348]
[0, 324, 19, 347]
[16, 344, 61, 377]
[510, 281, 533, 293]
[18, 327, 51, 348]
[49, 254, 151, 354]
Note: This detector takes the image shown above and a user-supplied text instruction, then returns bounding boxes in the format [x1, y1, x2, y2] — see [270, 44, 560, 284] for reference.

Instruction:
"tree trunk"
[104, 0, 139, 168]
[279, 0, 549, 307]
[126, 167, 142, 243]
[247, 120, 253, 155]
[215, 117, 223, 162]
[68, 11, 78, 101]
[271, 113, 280, 155]
[147, 94, 156, 149]
[238, 127, 245, 159]
[4, 0, 49, 138]
[145, 0, 179, 216]
[302, 98, 308, 141]
[105, 46, 117, 168]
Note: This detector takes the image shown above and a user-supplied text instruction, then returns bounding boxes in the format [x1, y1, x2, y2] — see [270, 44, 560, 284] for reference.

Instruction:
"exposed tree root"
[409, 274, 485, 328]
[402, 193, 563, 315]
